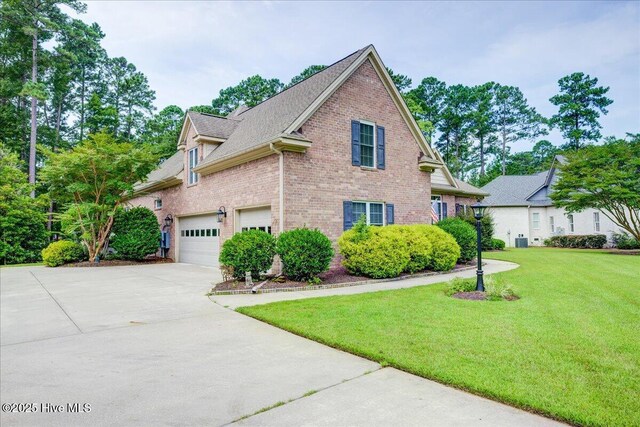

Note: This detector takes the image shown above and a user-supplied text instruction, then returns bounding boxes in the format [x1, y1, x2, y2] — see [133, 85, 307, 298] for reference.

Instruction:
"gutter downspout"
[269, 143, 284, 234]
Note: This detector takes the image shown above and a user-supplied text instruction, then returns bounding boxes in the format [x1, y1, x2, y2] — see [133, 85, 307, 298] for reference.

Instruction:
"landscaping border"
[209, 264, 478, 295]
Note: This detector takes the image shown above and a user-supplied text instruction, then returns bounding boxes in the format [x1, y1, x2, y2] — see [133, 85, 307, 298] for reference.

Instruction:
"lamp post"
[471, 202, 487, 292]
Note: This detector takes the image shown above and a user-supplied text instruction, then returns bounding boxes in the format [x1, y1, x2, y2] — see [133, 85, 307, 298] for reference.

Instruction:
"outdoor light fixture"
[216, 206, 227, 223]
[471, 202, 487, 292]
[164, 214, 174, 228]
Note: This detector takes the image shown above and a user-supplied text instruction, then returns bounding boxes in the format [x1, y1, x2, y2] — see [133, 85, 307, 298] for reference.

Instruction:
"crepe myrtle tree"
[550, 135, 640, 240]
[40, 132, 157, 261]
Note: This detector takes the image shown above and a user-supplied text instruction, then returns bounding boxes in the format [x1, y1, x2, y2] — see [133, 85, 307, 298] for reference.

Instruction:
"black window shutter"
[442, 202, 448, 219]
[386, 203, 394, 225]
[377, 125, 385, 169]
[351, 120, 361, 166]
[343, 201, 354, 230]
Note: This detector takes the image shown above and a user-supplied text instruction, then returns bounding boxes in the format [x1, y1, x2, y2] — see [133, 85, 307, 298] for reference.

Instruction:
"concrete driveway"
[1, 263, 560, 426]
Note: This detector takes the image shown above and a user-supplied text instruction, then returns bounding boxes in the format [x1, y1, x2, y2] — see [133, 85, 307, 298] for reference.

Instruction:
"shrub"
[413, 225, 461, 271]
[544, 234, 607, 249]
[41, 240, 84, 267]
[111, 207, 161, 260]
[392, 225, 433, 273]
[485, 276, 516, 301]
[276, 228, 334, 281]
[445, 277, 475, 296]
[436, 217, 476, 262]
[339, 225, 410, 279]
[612, 232, 640, 250]
[459, 210, 495, 250]
[219, 230, 276, 279]
[490, 238, 506, 250]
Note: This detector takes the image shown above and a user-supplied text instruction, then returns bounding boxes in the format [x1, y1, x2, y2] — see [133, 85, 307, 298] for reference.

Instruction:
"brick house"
[128, 45, 487, 267]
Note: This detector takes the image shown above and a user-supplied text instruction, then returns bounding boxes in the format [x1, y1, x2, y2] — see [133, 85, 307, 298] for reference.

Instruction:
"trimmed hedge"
[338, 222, 460, 279]
[276, 228, 334, 281]
[490, 238, 506, 250]
[544, 234, 607, 249]
[111, 207, 161, 260]
[42, 240, 84, 267]
[219, 230, 276, 279]
[436, 217, 476, 262]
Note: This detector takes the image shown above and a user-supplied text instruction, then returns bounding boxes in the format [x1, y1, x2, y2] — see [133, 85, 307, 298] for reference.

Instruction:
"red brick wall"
[283, 59, 432, 246]
[127, 123, 279, 261]
[433, 194, 477, 218]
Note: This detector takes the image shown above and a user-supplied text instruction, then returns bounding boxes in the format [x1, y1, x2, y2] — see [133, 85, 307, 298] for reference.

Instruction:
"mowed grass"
[238, 248, 640, 426]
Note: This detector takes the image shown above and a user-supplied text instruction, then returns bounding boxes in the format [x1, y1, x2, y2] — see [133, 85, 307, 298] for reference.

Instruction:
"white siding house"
[482, 156, 622, 247]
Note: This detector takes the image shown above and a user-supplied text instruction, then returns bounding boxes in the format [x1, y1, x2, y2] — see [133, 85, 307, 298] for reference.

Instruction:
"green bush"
[392, 225, 433, 273]
[445, 277, 475, 296]
[612, 232, 640, 250]
[219, 230, 276, 279]
[544, 234, 607, 249]
[436, 217, 476, 262]
[338, 222, 460, 278]
[276, 228, 334, 281]
[111, 207, 161, 260]
[413, 225, 461, 271]
[41, 240, 84, 267]
[490, 238, 506, 250]
[459, 210, 495, 250]
[339, 225, 410, 279]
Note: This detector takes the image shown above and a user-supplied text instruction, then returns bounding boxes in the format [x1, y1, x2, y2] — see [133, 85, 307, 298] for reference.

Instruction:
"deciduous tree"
[550, 136, 639, 240]
[40, 132, 157, 261]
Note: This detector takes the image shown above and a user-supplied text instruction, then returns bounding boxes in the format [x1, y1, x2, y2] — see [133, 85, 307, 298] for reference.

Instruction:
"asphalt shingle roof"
[196, 46, 368, 167]
[187, 111, 239, 139]
[134, 150, 183, 191]
[481, 172, 548, 206]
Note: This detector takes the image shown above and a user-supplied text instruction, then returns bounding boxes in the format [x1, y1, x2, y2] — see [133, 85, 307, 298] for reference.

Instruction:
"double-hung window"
[154, 198, 162, 210]
[593, 212, 600, 232]
[359, 122, 375, 168]
[567, 214, 575, 233]
[188, 148, 199, 185]
[352, 201, 384, 226]
[549, 216, 555, 233]
[351, 120, 385, 169]
[532, 212, 540, 230]
[430, 195, 447, 223]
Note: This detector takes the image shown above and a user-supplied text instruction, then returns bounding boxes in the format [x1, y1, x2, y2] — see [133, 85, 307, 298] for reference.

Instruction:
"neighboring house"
[128, 45, 486, 267]
[481, 155, 620, 247]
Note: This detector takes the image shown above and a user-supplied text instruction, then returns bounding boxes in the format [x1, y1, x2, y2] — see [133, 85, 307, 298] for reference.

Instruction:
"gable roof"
[133, 150, 184, 194]
[481, 172, 549, 206]
[191, 45, 441, 172]
[187, 111, 239, 139]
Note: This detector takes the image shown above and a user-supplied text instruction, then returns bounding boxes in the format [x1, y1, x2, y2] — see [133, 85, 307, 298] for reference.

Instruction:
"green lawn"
[0, 262, 43, 268]
[238, 248, 640, 426]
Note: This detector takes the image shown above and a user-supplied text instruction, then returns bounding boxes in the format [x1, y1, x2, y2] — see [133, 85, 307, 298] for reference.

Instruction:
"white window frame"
[593, 212, 600, 232]
[359, 120, 376, 169]
[188, 147, 199, 185]
[352, 200, 385, 226]
[154, 198, 162, 210]
[567, 214, 575, 233]
[549, 216, 555, 233]
[532, 212, 540, 230]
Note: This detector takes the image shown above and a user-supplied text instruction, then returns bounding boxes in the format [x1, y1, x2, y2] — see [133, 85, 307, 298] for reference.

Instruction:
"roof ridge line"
[234, 46, 370, 118]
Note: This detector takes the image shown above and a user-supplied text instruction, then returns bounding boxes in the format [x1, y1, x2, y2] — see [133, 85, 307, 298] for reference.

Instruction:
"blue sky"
[77, 1, 639, 151]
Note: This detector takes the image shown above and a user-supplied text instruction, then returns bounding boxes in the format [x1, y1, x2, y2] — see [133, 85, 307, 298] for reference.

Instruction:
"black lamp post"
[471, 202, 487, 292]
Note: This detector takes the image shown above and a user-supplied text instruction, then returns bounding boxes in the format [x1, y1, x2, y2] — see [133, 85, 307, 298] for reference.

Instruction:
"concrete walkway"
[1, 261, 563, 426]
[210, 259, 519, 309]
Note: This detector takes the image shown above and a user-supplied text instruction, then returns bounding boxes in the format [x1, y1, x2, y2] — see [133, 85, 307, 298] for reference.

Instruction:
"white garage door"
[238, 207, 272, 233]
[179, 215, 220, 267]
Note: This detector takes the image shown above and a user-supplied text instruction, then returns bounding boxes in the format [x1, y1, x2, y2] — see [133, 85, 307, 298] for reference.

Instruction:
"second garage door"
[238, 207, 272, 233]
[179, 214, 220, 267]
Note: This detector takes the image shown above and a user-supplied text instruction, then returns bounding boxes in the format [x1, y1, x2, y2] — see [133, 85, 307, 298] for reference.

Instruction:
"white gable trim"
[177, 114, 195, 148]
[284, 45, 441, 165]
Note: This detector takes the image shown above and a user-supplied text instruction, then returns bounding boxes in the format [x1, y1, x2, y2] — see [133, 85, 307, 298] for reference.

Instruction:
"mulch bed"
[64, 256, 174, 268]
[211, 262, 476, 294]
[452, 291, 520, 301]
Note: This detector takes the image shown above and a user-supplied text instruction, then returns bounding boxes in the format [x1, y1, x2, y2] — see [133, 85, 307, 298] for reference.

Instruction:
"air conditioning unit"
[515, 237, 529, 248]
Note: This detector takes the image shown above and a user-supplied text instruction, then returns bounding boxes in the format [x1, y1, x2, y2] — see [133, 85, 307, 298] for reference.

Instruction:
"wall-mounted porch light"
[216, 206, 227, 223]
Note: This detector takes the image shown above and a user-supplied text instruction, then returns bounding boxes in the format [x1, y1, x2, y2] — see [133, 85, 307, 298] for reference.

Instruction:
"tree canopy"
[550, 136, 640, 240]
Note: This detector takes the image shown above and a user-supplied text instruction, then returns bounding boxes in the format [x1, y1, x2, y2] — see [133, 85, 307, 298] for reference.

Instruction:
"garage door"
[238, 207, 272, 233]
[178, 215, 220, 267]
